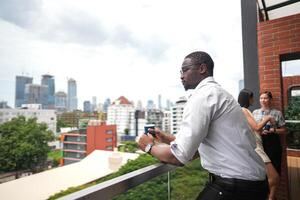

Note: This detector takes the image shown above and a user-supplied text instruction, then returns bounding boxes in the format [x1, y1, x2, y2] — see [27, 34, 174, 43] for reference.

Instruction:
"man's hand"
[138, 133, 154, 152]
[148, 128, 175, 144]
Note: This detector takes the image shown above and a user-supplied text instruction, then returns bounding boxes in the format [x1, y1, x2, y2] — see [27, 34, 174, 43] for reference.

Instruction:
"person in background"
[138, 51, 268, 200]
[238, 89, 279, 200]
[253, 91, 286, 176]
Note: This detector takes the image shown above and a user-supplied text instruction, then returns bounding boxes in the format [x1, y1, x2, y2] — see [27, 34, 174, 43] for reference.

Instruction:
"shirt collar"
[187, 76, 215, 98]
[195, 76, 215, 90]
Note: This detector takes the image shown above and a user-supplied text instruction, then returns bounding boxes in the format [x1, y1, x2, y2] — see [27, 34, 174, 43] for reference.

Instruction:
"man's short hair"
[185, 51, 214, 76]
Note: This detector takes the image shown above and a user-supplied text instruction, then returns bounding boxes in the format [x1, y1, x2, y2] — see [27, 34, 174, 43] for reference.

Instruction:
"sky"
[0, 0, 245, 109]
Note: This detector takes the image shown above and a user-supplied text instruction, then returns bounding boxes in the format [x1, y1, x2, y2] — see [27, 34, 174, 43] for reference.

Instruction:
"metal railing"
[58, 163, 177, 200]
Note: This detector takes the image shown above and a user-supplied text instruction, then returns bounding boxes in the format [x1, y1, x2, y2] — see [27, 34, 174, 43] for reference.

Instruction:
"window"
[106, 138, 113, 142]
[106, 145, 113, 150]
[106, 130, 113, 134]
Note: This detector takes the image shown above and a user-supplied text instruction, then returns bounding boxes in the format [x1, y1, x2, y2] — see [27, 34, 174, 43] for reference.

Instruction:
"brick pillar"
[257, 13, 300, 200]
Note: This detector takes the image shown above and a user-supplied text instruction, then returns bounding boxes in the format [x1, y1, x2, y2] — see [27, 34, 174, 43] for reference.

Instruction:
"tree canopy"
[0, 116, 54, 172]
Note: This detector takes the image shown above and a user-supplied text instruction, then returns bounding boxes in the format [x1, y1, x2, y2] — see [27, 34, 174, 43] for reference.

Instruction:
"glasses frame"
[180, 63, 202, 74]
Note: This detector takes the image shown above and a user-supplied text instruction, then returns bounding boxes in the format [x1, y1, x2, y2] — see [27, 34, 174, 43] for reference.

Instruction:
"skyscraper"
[92, 96, 97, 111]
[68, 78, 78, 111]
[55, 91, 67, 112]
[15, 75, 33, 108]
[83, 101, 92, 113]
[24, 84, 48, 107]
[41, 74, 55, 109]
[158, 94, 162, 109]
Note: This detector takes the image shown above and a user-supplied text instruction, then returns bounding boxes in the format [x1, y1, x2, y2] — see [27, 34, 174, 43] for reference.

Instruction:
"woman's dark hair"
[261, 91, 273, 99]
[238, 89, 254, 108]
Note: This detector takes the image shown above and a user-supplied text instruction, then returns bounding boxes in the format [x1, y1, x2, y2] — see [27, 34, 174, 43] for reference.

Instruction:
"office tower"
[103, 98, 111, 112]
[166, 99, 174, 110]
[92, 96, 97, 111]
[83, 101, 92, 113]
[24, 84, 48, 107]
[171, 96, 187, 135]
[128, 110, 146, 137]
[147, 99, 155, 110]
[41, 74, 55, 109]
[15, 75, 33, 108]
[67, 78, 78, 111]
[158, 94, 162, 109]
[55, 91, 67, 112]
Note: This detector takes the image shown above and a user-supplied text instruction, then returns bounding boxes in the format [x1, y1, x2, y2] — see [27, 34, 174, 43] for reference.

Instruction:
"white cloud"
[0, 0, 244, 108]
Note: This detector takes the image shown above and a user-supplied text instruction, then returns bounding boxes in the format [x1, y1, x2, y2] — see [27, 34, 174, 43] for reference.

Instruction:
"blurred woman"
[238, 89, 279, 200]
[253, 91, 286, 175]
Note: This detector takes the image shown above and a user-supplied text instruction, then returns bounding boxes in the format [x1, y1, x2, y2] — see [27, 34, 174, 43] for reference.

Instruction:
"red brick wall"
[282, 75, 300, 108]
[257, 13, 300, 200]
[86, 124, 117, 154]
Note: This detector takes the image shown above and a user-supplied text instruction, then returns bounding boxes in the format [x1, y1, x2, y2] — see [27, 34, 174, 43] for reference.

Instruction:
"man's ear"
[199, 63, 208, 74]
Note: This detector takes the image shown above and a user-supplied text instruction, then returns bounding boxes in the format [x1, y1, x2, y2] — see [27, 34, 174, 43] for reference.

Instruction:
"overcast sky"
[0, 0, 245, 109]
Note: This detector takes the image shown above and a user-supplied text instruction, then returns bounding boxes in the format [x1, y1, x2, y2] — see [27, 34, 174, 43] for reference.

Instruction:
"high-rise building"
[83, 101, 92, 113]
[92, 96, 97, 111]
[67, 78, 78, 111]
[146, 109, 164, 130]
[15, 75, 33, 108]
[147, 99, 155, 110]
[41, 74, 55, 109]
[171, 96, 187, 135]
[162, 110, 171, 133]
[103, 98, 111, 112]
[24, 84, 48, 108]
[158, 94, 162, 109]
[129, 110, 147, 137]
[55, 91, 67, 112]
[166, 99, 174, 110]
[107, 96, 134, 141]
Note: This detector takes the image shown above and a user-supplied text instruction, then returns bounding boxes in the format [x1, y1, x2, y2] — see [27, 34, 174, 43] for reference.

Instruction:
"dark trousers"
[262, 133, 282, 174]
[196, 174, 269, 200]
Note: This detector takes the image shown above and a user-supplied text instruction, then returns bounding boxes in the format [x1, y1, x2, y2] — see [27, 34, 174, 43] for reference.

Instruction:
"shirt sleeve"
[276, 110, 285, 127]
[170, 89, 213, 164]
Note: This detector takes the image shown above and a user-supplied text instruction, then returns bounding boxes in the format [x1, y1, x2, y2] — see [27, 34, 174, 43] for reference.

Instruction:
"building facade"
[171, 96, 187, 135]
[60, 122, 117, 165]
[24, 84, 48, 108]
[15, 76, 33, 108]
[55, 91, 67, 112]
[83, 101, 92, 113]
[67, 78, 78, 111]
[0, 107, 56, 133]
[107, 96, 135, 140]
[41, 74, 55, 109]
[162, 110, 171, 134]
[129, 110, 147, 137]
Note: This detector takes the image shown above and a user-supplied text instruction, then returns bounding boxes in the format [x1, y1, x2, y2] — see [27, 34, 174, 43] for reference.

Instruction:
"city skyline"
[0, 0, 244, 109]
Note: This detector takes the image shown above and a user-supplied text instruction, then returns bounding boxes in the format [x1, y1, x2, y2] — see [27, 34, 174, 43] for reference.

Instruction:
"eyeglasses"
[180, 63, 202, 74]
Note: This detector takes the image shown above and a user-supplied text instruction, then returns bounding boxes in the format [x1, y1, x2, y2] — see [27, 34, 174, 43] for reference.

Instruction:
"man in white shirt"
[138, 51, 268, 199]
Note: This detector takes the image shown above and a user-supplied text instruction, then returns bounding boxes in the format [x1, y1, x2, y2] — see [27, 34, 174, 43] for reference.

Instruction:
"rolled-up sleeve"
[170, 90, 213, 164]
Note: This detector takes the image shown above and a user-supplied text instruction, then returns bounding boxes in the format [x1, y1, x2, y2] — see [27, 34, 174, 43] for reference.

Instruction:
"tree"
[56, 118, 72, 132]
[0, 116, 54, 173]
[285, 96, 300, 149]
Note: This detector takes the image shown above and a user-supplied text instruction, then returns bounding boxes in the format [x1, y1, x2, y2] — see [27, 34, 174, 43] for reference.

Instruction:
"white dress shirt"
[170, 77, 266, 180]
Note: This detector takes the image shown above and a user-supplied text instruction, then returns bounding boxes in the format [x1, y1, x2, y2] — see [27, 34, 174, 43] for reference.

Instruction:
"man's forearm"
[150, 144, 183, 166]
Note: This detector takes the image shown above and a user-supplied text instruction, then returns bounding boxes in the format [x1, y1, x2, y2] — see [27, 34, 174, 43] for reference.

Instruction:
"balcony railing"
[58, 163, 177, 200]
